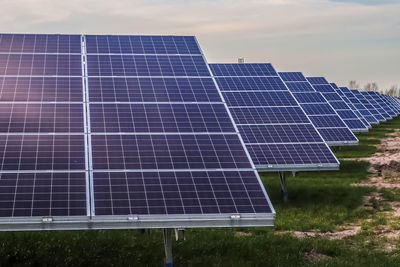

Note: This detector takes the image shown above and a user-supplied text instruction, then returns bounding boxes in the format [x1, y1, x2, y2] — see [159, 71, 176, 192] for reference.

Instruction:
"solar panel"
[306, 77, 369, 132]
[330, 83, 370, 129]
[338, 87, 379, 124]
[0, 34, 88, 224]
[382, 94, 400, 114]
[351, 89, 385, 122]
[367, 92, 396, 117]
[280, 73, 358, 145]
[0, 34, 274, 231]
[361, 91, 392, 120]
[387, 95, 400, 111]
[210, 64, 339, 171]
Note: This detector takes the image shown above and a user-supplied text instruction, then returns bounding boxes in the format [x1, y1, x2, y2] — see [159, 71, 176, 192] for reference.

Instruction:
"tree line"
[348, 81, 400, 98]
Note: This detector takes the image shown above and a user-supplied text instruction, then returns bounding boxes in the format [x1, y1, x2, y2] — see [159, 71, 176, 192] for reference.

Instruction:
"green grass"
[332, 117, 400, 159]
[0, 117, 399, 266]
[260, 161, 373, 232]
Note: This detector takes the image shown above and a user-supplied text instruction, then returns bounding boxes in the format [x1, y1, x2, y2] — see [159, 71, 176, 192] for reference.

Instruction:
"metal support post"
[279, 172, 288, 202]
[163, 228, 174, 267]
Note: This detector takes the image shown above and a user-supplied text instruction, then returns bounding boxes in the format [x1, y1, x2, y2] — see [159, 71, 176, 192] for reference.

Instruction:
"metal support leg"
[163, 228, 173, 267]
[279, 172, 288, 202]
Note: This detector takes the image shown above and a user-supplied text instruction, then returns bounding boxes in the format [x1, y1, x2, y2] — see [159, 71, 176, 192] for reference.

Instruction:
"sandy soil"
[292, 129, 400, 243]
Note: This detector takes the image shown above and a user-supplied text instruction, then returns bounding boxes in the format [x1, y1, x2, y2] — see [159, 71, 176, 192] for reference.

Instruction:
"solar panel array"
[306, 77, 367, 134]
[361, 91, 391, 120]
[279, 73, 358, 145]
[0, 34, 275, 230]
[209, 64, 339, 171]
[330, 83, 371, 130]
[338, 87, 379, 124]
[351, 89, 385, 122]
[382, 94, 400, 114]
[368, 91, 397, 118]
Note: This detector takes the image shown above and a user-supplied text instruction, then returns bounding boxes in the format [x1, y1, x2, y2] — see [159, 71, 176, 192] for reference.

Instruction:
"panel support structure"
[163, 228, 174, 267]
[279, 172, 288, 202]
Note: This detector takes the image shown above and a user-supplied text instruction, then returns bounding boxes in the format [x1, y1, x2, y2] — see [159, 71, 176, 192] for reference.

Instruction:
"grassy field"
[1, 117, 400, 266]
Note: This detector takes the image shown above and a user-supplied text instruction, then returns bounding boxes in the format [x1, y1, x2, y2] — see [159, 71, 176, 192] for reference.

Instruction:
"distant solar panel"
[330, 83, 370, 129]
[383, 94, 400, 113]
[367, 92, 396, 117]
[280, 73, 358, 145]
[361, 91, 392, 120]
[338, 87, 379, 124]
[351, 90, 385, 122]
[210, 64, 339, 171]
[0, 34, 275, 231]
[305, 77, 368, 133]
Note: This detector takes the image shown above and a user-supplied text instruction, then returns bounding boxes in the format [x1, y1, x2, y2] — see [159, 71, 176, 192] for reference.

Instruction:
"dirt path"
[290, 129, 400, 245]
[357, 129, 400, 188]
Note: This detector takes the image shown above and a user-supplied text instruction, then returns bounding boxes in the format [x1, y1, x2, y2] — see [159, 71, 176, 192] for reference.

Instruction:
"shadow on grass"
[260, 161, 374, 232]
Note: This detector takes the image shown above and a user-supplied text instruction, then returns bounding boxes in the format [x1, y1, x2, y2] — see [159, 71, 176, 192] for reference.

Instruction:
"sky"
[0, 0, 399, 90]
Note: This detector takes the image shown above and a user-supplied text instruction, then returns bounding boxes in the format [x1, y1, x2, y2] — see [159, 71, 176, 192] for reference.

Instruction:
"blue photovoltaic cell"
[308, 115, 346, 128]
[238, 124, 323, 144]
[301, 103, 336, 115]
[317, 128, 358, 143]
[0, 54, 82, 76]
[336, 110, 358, 119]
[0, 77, 83, 102]
[246, 144, 337, 165]
[345, 119, 368, 129]
[322, 92, 342, 101]
[93, 170, 271, 216]
[210, 64, 339, 169]
[215, 77, 287, 91]
[209, 64, 277, 77]
[86, 55, 210, 77]
[90, 103, 235, 133]
[91, 134, 252, 170]
[307, 77, 329, 85]
[0, 172, 87, 217]
[285, 82, 314, 92]
[229, 107, 310, 124]
[278, 72, 307, 82]
[222, 91, 298, 107]
[312, 84, 335, 93]
[0, 103, 84, 133]
[0, 34, 81, 53]
[88, 77, 221, 103]
[330, 101, 349, 110]
[0, 135, 86, 171]
[291, 92, 327, 103]
[85, 35, 201, 55]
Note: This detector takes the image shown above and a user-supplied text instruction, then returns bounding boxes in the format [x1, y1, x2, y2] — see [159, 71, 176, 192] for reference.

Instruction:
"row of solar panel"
[0, 34, 275, 227]
[0, 34, 399, 230]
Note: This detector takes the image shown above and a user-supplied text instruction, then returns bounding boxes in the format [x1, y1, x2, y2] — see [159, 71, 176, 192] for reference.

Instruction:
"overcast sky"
[1, 0, 399, 89]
